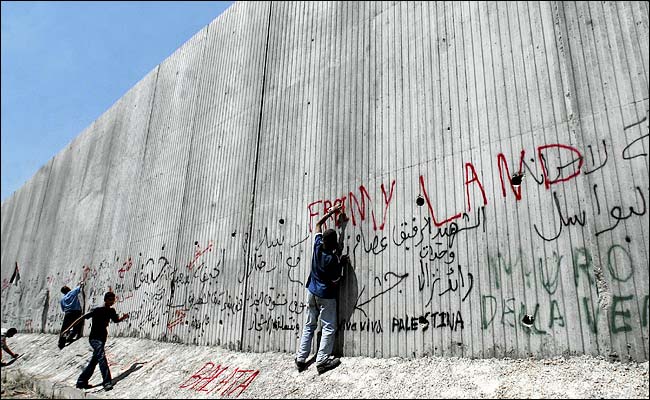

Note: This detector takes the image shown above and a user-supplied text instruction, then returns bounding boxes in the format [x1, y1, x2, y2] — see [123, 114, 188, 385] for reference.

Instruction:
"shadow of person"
[332, 212, 359, 358]
[333, 260, 359, 358]
[61, 335, 83, 349]
[1, 355, 21, 367]
[110, 362, 145, 386]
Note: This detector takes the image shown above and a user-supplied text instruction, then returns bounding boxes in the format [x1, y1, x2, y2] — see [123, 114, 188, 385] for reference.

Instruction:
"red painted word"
[187, 241, 214, 270]
[307, 179, 396, 232]
[419, 143, 584, 226]
[82, 265, 95, 281]
[179, 362, 259, 397]
[118, 257, 133, 279]
[105, 352, 118, 368]
[107, 285, 133, 304]
[167, 310, 187, 331]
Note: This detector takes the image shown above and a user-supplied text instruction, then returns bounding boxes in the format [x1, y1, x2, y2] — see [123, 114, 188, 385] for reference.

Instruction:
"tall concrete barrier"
[2, 1, 648, 362]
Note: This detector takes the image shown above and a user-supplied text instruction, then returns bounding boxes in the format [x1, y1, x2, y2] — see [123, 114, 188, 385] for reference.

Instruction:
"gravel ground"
[271, 354, 649, 399]
[2, 334, 648, 399]
[1, 373, 48, 399]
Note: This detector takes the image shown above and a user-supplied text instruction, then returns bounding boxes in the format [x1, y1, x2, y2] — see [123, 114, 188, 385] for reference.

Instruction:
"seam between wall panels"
[86, 99, 122, 289]
[33, 163, 54, 236]
[240, 1, 274, 351]
[125, 66, 161, 249]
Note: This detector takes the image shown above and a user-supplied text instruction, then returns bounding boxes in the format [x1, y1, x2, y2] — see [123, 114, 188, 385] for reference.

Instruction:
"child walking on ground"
[76, 291, 129, 391]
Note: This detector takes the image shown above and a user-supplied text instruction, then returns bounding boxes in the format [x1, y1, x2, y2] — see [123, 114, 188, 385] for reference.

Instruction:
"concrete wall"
[2, 1, 648, 361]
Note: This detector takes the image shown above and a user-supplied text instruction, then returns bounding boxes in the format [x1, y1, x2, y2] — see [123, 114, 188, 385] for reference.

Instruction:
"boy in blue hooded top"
[295, 202, 348, 375]
[58, 280, 84, 349]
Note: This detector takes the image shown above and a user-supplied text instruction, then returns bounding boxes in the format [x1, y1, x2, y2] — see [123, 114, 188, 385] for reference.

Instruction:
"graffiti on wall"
[179, 361, 259, 397]
[2, 113, 648, 360]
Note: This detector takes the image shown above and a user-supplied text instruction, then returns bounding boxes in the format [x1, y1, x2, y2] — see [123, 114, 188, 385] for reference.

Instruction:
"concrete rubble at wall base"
[1, 333, 647, 399]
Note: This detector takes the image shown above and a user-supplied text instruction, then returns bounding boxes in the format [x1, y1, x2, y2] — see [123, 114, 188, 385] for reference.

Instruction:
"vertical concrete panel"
[2, 1, 648, 361]
[0, 164, 51, 331]
[62, 101, 121, 319]
[122, 27, 207, 343]
[588, 1, 649, 362]
[585, 3, 647, 362]
[44, 135, 91, 327]
[172, 1, 269, 350]
[1, 166, 47, 281]
[85, 71, 158, 340]
[532, 0, 572, 358]
[242, 0, 306, 354]
[488, 1, 524, 358]
[556, 0, 601, 359]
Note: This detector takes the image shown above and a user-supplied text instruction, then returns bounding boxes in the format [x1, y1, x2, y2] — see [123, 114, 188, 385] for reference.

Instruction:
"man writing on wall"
[58, 279, 85, 349]
[295, 202, 348, 375]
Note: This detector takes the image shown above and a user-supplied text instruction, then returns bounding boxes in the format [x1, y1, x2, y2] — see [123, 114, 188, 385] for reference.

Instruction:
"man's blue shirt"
[60, 286, 82, 313]
[307, 233, 342, 299]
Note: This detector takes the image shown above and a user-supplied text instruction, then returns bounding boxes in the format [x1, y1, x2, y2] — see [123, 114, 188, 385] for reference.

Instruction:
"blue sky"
[1, 1, 234, 202]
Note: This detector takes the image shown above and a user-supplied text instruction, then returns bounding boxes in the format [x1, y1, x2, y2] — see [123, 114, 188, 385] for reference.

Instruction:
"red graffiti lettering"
[187, 241, 213, 270]
[118, 257, 133, 279]
[307, 200, 322, 232]
[348, 187, 374, 228]
[308, 180, 396, 232]
[179, 362, 221, 389]
[377, 180, 396, 230]
[167, 310, 187, 331]
[497, 151, 525, 200]
[220, 368, 260, 397]
[419, 175, 462, 227]
[179, 362, 259, 397]
[537, 144, 583, 189]
[464, 162, 487, 212]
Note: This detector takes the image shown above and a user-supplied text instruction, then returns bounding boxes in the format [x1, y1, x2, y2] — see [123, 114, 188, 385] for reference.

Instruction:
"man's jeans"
[296, 291, 337, 365]
[59, 310, 82, 347]
[77, 339, 112, 386]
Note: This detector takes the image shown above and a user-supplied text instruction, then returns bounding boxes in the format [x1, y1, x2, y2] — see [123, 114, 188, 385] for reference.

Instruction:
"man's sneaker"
[316, 357, 341, 375]
[76, 382, 92, 390]
[103, 382, 114, 391]
[295, 358, 307, 372]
